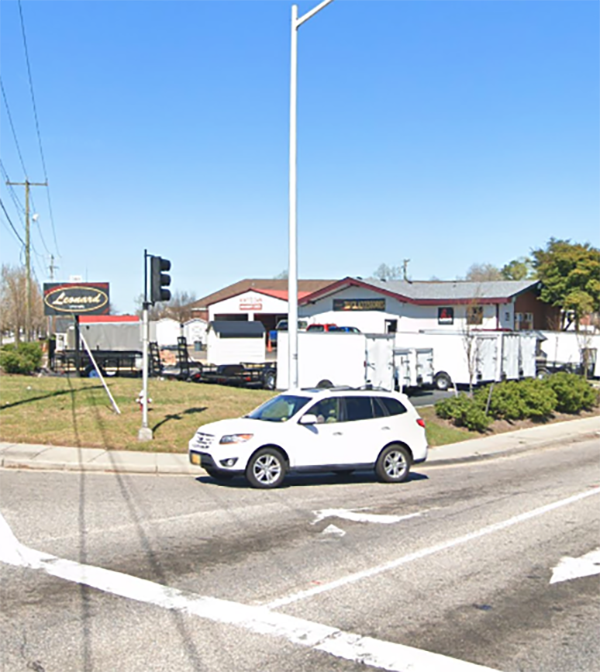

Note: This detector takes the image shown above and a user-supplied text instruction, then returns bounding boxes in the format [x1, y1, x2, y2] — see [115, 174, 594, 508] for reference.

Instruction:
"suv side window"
[344, 396, 375, 422]
[378, 397, 407, 416]
[307, 398, 340, 424]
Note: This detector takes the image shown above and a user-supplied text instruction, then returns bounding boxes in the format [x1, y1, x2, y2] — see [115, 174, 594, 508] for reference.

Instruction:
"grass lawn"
[0, 375, 275, 453]
[5, 374, 591, 453]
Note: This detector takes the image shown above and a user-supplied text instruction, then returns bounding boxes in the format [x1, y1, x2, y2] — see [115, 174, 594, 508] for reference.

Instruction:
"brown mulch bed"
[433, 406, 600, 437]
[487, 407, 600, 434]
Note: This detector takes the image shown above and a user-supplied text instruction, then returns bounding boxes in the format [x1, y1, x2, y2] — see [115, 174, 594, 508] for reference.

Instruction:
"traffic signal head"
[150, 255, 171, 303]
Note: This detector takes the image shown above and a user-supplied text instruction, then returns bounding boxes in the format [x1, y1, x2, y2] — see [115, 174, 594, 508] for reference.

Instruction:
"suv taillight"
[416, 418, 425, 428]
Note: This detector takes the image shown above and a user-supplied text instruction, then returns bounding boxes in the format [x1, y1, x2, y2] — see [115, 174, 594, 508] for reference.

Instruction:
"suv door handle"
[382, 426, 390, 431]
[333, 432, 342, 436]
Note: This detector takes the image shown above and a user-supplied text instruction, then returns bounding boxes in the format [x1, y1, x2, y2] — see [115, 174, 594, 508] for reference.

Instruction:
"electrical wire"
[0, 78, 28, 178]
[17, 0, 60, 256]
[0, 160, 26, 219]
[0, 198, 26, 247]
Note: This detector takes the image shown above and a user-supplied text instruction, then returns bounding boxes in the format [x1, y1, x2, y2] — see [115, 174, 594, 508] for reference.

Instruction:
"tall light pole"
[288, 0, 335, 389]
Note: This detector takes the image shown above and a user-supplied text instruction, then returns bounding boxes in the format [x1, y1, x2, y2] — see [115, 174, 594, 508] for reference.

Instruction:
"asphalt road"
[1, 439, 599, 672]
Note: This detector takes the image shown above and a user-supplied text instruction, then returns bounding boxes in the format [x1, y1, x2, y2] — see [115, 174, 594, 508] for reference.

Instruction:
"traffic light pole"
[138, 250, 153, 441]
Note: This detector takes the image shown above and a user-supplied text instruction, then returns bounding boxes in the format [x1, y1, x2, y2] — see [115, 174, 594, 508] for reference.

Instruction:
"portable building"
[207, 321, 266, 365]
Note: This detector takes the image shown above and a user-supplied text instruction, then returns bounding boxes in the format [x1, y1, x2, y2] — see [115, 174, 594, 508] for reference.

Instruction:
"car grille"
[192, 432, 215, 450]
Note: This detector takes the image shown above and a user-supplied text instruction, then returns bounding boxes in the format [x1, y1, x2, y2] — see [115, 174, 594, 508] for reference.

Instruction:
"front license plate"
[190, 452, 200, 466]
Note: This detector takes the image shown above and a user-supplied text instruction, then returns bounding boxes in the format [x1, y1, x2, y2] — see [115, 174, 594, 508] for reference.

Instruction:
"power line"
[17, 0, 60, 257]
[0, 160, 26, 225]
[0, 197, 26, 247]
[0, 78, 28, 177]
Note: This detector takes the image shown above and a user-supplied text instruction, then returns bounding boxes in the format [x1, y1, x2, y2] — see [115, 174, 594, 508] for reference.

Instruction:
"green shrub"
[475, 379, 557, 421]
[435, 393, 491, 432]
[545, 372, 598, 413]
[0, 342, 43, 375]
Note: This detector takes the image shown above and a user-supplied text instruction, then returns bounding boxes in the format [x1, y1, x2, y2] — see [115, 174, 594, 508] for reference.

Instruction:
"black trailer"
[189, 362, 276, 390]
[51, 349, 143, 378]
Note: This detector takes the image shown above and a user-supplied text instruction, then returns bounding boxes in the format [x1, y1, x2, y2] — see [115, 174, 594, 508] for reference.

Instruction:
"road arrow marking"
[312, 508, 425, 525]
[0, 511, 497, 672]
[550, 547, 600, 584]
[321, 524, 346, 538]
[268, 487, 600, 609]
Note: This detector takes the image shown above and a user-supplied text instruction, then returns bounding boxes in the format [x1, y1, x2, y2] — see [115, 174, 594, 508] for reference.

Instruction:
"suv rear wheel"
[375, 444, 412, 483]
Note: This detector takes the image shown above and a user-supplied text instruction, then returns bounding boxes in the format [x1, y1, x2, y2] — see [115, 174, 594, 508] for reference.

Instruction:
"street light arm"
[295, 0, 335, 28]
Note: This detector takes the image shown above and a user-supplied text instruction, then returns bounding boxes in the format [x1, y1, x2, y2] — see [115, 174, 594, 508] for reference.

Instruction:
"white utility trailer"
[536, 331, 600, 378]
[276, 332, 396, 390]
[394, 348, 434, 391]
[394, 331, 538, 390]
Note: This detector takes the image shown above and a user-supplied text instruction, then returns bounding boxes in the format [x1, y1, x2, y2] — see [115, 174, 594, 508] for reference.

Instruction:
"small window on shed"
[378, 397, 407, 416]
[467, 306, 483, 325]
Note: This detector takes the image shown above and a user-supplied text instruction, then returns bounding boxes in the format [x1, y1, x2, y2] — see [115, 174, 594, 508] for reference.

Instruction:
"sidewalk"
[0, 415, 599, 476]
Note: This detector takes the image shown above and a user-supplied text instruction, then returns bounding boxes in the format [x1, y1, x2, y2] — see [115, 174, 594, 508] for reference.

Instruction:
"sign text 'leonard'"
[43, 283, 110, 316]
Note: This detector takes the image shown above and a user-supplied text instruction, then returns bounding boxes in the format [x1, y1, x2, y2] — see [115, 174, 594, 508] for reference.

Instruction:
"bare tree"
[0, 264, 45, 342]
[135, 290, 198, 324]
[163, 290, 198, 324]
[461, 290, 485, 395]
[372, 263, 403, 281]
[464, 263, 503, 282]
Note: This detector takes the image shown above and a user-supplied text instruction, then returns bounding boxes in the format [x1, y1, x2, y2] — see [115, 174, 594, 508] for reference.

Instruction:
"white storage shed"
[207, 321, 266, 365]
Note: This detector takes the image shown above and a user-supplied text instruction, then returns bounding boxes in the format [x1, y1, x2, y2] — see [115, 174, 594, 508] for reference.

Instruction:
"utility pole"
[6, 179, 48, 341]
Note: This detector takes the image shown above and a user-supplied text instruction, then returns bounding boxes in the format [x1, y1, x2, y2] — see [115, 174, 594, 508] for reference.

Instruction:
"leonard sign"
[43, 283, 110, 316]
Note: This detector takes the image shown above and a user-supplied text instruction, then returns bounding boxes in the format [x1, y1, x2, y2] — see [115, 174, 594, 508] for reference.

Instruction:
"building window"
[466, 306, 483, 325]
[438, 307, 454, 325]
[515, 312, 533, 330]
[385, 319, 397, 334]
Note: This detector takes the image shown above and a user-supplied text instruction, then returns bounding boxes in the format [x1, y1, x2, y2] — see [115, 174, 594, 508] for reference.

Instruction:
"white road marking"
[550, 547, 600, 584]
[312, 508, 425, 525]
[0, 512, 496, 672]
[321, 524, 346, 537]
[267, 487, 600, 609]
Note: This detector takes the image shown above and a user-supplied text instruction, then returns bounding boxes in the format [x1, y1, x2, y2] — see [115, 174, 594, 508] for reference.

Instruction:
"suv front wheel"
[246, 447, 287, 489]
[375, 444, 412, 483]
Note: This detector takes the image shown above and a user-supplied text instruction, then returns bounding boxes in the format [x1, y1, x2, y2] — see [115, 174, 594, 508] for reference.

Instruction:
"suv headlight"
[219, 434, 254, 444]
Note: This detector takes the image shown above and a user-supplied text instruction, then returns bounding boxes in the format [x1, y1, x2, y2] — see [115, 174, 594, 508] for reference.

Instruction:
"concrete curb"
[1, 415, 599, 476]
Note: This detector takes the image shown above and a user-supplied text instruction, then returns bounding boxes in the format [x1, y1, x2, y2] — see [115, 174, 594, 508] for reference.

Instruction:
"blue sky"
[1, 0, 598, 314]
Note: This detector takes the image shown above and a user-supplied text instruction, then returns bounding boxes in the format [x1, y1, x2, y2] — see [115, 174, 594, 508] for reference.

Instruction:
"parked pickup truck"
[268, 319, 309, 347]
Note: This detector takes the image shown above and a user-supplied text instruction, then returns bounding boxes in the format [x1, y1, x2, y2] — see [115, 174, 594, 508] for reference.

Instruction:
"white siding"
[208, 291, 288, 321]
[207, 332, 266, 365]
[155, 318, 182, 346]
[300, 285, 502, 333]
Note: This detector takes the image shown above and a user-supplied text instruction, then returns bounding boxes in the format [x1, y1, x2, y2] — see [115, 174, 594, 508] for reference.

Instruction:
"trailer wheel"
[263, 370, 276, 390]
[434, 372, 452, 391]
[84, 365, 105, 378]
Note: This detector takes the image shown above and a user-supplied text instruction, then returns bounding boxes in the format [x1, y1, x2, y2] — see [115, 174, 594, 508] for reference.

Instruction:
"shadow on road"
[196, 470, 429, 489]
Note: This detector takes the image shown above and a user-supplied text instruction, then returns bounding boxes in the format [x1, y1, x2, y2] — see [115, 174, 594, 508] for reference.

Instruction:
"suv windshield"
[245, 394, 311, 422]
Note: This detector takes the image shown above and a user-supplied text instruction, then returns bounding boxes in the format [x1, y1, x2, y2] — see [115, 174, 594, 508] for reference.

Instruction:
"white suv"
[188, 387, 428, 488]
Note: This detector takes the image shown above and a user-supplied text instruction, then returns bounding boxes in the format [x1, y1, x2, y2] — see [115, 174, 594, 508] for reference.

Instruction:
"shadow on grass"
[152, 406, 207, 433]
[0, 385, 103, 411]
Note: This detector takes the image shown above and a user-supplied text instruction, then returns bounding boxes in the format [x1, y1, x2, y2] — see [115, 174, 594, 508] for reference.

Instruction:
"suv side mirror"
[299, 414, 318, 425]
